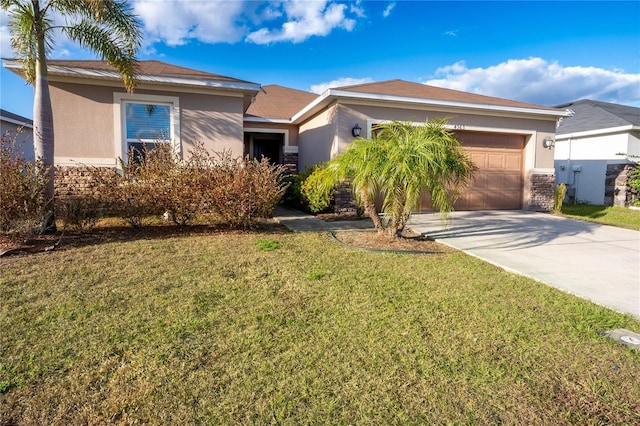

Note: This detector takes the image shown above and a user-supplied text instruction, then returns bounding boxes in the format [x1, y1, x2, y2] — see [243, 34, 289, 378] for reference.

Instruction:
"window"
[124, 102, 171, 161]
[114, 93, 180, 162]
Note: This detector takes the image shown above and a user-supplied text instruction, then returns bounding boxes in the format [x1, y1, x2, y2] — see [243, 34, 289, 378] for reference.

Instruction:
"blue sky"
[1, 1, 639, 120]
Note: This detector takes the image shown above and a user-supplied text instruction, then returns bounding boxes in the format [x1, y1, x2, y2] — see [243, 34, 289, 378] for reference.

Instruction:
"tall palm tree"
[2, 0, 141, 233]
[310, 119, 476, 237]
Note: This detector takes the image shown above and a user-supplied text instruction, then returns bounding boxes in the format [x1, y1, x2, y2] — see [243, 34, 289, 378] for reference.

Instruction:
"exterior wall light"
[352, 123, 362, 137]
[542, 137, 555, 149]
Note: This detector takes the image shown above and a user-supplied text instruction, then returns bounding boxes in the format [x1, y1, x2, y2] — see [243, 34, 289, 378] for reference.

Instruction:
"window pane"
[125, 103, 171, 140]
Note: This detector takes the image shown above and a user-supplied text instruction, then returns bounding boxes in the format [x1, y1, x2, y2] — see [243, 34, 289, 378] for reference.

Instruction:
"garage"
[421, 131, 525, 211]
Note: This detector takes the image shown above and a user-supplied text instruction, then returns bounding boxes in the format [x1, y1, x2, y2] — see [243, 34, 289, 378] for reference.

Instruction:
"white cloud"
[424, 58, 640, 106]
[246, 0, 356, 45]
[1, 10, 13, 59]
[444, 29, 458, 37]
[310, 77, 373, 94]
[382, 2, 396, 18]
[350, 1, 366, 19]
[133, 0, 246, 46]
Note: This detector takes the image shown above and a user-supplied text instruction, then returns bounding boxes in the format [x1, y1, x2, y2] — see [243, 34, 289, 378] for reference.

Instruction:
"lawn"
[1, 227, 639, 424]
[559, 204, 640, 230]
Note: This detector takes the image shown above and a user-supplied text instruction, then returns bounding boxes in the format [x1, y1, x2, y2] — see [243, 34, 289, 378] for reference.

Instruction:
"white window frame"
[113, 92, 181, 162]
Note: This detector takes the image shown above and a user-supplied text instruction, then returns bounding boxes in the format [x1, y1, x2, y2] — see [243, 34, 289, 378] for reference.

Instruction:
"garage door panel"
[470, 152, 487, 168]
[471, 172, 487, 188]
[503, 173, 522, 189]
[505, 154, 521, 170]
[487, 154, 505, 169]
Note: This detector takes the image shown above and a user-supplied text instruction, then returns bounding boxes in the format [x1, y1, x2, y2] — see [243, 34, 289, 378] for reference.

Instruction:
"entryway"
[244, 132, 284, 164]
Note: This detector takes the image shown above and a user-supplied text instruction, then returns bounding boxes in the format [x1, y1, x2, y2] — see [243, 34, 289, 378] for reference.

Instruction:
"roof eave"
[244, 116, 292, 124]
[292, 89, 570, 124]
[556, 124, 640, 140]
[3, 59, 261, 94]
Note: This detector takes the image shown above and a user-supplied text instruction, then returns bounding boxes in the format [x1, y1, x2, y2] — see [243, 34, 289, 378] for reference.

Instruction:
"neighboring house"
[1, 109, 34, 161]
[554, 100, 640, 206]
[3, 59, 570, 211]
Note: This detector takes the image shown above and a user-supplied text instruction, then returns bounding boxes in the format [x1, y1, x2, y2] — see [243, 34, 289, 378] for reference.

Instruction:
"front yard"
[1, 226, 639, 424]
[559, 204, 640, 230]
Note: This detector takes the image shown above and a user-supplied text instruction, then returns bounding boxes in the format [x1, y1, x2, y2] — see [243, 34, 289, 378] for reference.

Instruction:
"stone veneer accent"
[334, 182, 359, 214]
[282, 153, 298, 174]
[605, 163, 638, 207]
[528, 172, 555, 212]
[54, 165, 113, 200]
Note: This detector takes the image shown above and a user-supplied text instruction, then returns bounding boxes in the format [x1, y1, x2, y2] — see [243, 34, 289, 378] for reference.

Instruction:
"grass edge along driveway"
[1, 231, 639, 424]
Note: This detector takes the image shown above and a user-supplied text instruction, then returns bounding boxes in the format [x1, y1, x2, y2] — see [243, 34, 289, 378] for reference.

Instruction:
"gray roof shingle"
[556, 99, 640, 134]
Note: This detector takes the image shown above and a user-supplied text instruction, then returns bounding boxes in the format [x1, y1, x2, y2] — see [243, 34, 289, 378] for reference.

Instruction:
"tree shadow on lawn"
[1, 220, 291, 256]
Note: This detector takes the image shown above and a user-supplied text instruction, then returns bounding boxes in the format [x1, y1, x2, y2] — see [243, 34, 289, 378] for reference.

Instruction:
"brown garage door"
[421, 131, 524, 211]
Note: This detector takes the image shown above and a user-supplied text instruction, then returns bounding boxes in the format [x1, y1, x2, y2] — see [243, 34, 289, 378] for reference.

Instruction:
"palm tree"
[309, 119, 476, 237]
[2, 0, 141, 233]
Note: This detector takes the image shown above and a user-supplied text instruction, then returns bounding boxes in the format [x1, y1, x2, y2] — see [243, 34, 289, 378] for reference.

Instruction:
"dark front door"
[253, 138, 281, 164]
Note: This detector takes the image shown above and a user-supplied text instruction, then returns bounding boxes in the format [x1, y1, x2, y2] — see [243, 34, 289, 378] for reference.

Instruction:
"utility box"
[572, 165, 582, 172]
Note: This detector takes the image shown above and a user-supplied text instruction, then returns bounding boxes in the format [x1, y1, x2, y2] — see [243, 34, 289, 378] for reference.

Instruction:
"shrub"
[90, 143, 288, 228]
[0, 130, 50, 237]
[628, 167, 640, 206]
[554, 183, 567, 212]
[280, 173, 305, 209]
[55, 195, 104, 232]
[91, 158, 159, 227]
[205, 152, 288, 227]
[301, 163, 335, 213]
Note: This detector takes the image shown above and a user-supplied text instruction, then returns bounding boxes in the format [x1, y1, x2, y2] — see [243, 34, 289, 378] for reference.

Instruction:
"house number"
[453, 124, 465, 130]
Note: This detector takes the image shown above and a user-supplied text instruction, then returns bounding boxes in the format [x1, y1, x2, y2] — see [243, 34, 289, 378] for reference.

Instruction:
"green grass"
[1, 230, 639, 424]
[559, 204, 640, 230]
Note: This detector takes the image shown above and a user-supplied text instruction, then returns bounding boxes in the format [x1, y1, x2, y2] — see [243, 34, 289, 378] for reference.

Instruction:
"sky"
[1, 0, 639, 120]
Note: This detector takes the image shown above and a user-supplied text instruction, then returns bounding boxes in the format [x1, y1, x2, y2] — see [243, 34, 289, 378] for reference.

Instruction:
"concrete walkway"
[274, 206, 374, 232]
[407, 210, 640, 318]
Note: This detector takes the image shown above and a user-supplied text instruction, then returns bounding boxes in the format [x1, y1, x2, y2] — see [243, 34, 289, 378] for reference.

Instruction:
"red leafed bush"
[0, 130, 50, 236]
[92, 142, 288, 227]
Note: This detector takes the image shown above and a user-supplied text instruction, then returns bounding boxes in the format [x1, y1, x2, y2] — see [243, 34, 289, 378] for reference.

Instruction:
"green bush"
[301, 163, 335, 213]
[628, 167, 640, 206]
[0, 130, 50, 237]
[554, 183, 567, 212]
[280, 173, 305, 209]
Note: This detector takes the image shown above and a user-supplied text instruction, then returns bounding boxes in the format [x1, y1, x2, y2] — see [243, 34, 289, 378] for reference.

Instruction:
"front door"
[253, 138, 281, 163]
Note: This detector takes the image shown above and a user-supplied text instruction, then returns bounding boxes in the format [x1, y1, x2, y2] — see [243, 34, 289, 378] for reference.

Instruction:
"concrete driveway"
[407, 211, 640, 318]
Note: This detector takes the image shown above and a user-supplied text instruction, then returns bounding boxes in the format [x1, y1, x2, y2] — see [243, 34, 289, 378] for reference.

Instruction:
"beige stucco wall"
[49, 82, 115, 162]
[297, 103, 338, 171]
[49, 81, 245, 164]
[179, 90, 244, 157]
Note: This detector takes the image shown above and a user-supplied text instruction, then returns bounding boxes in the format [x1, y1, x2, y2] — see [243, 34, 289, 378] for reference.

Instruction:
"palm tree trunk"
[33, 3, 56, 234]
[359, 187, 384, 233]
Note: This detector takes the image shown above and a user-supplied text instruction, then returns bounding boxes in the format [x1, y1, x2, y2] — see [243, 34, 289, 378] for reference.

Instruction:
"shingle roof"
[555, 99, 640, 134]
[245, 85, 317, 120]
[334, 79, 560, 111]
[46, 59, 256, 85]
